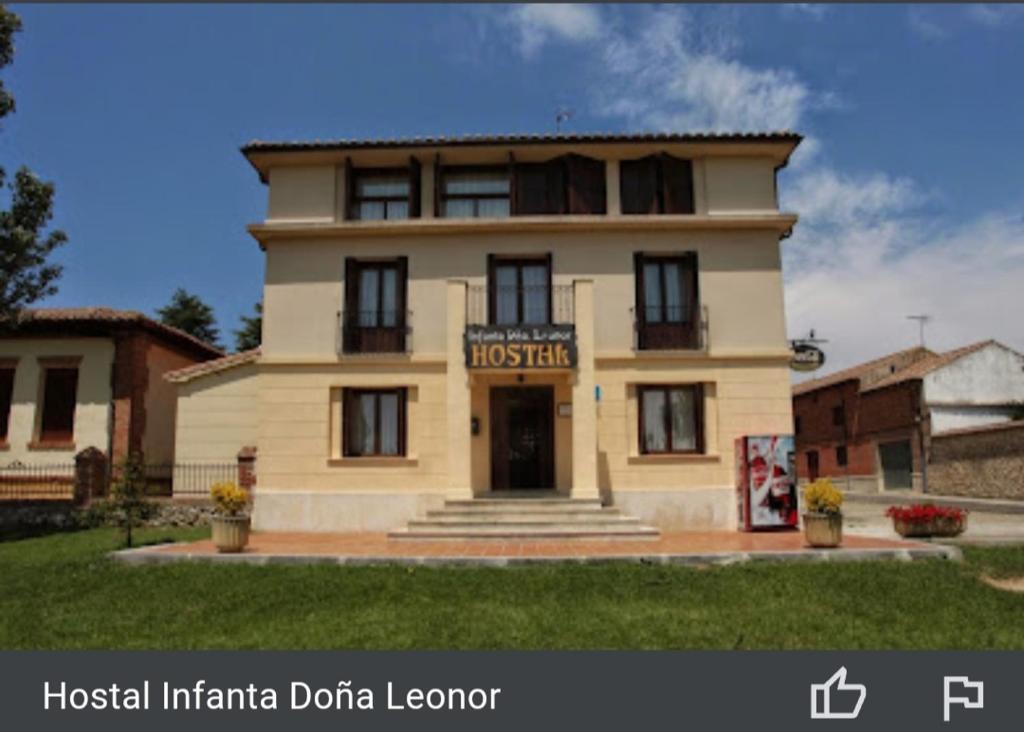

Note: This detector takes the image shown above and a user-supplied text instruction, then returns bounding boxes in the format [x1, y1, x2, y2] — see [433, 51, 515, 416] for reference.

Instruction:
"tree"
[156, 288, 220, 348]
[0, 6, 68, 324]
[234, 300, 262, 352]
[106, 454, 155, 549]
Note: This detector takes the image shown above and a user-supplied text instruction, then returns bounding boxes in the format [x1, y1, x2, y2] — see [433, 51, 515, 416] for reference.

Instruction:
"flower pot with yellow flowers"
[802, 478, 844, 548]
[210, 481, 251, 553]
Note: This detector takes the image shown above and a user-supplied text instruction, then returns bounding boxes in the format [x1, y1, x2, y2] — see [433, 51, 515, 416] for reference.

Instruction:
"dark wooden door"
[879, 440, 913, 490]
[490, 386, 554, 490]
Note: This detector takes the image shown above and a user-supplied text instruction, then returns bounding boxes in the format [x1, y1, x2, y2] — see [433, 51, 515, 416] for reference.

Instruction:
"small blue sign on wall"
[594, 385, 601, 402]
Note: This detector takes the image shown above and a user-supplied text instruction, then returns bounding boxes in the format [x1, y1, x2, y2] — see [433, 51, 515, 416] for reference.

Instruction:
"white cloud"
[965, 4, 1024, 28]
[504, 4, 604, 58]
[484, 5, 1024, 372]
[907, 7, 950, 41]
[782, 4, 828, 21]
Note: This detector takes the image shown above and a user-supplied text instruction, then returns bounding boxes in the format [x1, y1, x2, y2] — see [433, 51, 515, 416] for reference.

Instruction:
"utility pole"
[906, 314, 931, 348]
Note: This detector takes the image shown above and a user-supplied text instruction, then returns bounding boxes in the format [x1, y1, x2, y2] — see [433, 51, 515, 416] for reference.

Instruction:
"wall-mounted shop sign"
[465, 325, 577, 369]
[789, 342, 826, 373]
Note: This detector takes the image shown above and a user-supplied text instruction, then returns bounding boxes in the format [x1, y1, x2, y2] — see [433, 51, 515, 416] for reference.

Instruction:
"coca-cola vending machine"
[736, 435, 799, 531]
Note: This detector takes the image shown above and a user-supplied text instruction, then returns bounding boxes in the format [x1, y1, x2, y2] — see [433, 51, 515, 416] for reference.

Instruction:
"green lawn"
[2, 528, 1023, 650]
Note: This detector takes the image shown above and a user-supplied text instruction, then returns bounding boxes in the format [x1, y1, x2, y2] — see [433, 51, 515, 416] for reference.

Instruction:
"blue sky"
[4, 4, 1024, 368]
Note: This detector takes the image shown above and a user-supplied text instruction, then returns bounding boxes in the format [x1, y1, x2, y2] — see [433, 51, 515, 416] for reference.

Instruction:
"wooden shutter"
[433, 153, 442, 218]
[40, 368, 78, 442]
[343, 157, 354, 221]
[396, 256, 409, 351]
[620, 156, 658, 214]
[661, 154, 695, 214]
[0, 368, 13, 440]
[408, 157, 421, 218]
[486, 253, 497, 324]
[513, 163, 548, 215]
[508, 152, 518, 215]
[343, 257, 359, 352]
[633, 252, 646, 349]
[682, 252, 700, 347]
[565, 154, 606, 214]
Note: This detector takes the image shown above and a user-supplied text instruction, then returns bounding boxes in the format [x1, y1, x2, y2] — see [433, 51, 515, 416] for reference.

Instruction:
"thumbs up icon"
[811, 666, 867, 719]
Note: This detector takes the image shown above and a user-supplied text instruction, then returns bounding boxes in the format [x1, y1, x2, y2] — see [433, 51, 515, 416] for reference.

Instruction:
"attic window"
[889, 365, 897, 373]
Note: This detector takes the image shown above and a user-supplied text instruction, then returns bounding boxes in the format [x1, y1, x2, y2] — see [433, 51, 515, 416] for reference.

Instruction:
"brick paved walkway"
[116, 531, 959, 566]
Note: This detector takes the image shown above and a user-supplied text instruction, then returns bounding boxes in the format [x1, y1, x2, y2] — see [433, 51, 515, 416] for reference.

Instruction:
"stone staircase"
[389, 493, 660, 541]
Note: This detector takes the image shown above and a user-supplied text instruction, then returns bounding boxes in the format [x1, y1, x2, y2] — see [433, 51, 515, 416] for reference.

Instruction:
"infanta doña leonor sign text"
[43, 680, 502, 712]
[465, 325, 577, 369]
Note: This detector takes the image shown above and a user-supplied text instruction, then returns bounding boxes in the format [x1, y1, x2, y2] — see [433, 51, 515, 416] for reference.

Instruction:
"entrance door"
[490, 386, 554, 490]
[878, 440, 913, 490]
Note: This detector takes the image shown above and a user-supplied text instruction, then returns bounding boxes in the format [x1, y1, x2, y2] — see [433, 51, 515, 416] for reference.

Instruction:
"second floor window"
[343, 258, 408, 353]
[488, 255, 551, 325]
[441, 169, 511, 218]
[634, 252, 699, 350]
[39, 366, 78, 444]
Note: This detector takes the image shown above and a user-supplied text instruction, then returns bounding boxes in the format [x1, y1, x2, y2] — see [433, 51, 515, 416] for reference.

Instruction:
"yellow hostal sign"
[465, 325, 578, 369]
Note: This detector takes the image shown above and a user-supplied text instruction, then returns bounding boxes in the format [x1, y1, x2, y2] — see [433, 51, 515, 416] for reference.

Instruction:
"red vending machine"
[736, 435, 799, 531]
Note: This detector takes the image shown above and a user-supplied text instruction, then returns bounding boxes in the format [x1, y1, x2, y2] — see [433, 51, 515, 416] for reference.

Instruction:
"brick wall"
[929, 421, 1024, 499]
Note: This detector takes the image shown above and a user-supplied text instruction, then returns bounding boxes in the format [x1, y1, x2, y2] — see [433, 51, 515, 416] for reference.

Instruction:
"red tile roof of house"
[7, 307, 224, 360]
[792, 340, 1001, 397]
[164, 348, 259, 383]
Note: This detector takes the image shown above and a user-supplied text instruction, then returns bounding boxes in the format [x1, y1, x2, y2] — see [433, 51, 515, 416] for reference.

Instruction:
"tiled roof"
[861, 340, 996, 392]
[242, 130, 802, 154]
[791, 346, 935, 396]
[792, 340, 1002, 397]
[164, 348, 259, 383]
[9, 308, 224, 359]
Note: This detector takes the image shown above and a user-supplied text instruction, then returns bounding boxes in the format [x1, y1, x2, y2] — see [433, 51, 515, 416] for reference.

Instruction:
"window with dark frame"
[343, 258, 408, 353]
[620, 153, 694, 215]
[351, 170, 411, 221]
[440, 168, 511, 218]
[634, 252, 699, 350]
[488, 255, 551, 325]
[638, 384, 704, 455]
[343, 388, 407, 457]
[807, 450, 820, 480]
[0, 367, 14, 443]
[836, 444, 848, 467]
[38, 367, 78, 444]
[832, 405, 845, 427]
[794, 416, 802, 436]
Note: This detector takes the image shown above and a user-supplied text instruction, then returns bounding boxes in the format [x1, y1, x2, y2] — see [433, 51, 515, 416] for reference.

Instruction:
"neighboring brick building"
[0, 308, 223, 468]
[792, 340, 1024, 493]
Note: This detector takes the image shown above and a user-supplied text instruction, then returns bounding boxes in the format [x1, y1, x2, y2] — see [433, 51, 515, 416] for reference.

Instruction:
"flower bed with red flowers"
[885, 504, 967, 538]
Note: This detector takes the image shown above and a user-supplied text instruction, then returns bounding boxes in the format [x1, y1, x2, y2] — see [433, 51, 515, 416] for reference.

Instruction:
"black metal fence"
[0, 461, 239, 502]
[0, 463, 76, 500]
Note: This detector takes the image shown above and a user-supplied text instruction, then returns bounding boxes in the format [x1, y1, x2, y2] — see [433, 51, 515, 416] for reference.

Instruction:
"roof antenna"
[555, 107, 574, 134]
[907, 314, 931, 348]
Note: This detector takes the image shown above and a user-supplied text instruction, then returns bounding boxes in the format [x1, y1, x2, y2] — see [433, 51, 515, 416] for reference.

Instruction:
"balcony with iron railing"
[466, 284, 575, 326]
[631, 303, 709, 352]
[338, 309, 413, 355]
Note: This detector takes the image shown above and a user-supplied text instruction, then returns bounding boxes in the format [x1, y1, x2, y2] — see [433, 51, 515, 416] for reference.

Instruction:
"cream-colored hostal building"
[170, 132, 801, 534]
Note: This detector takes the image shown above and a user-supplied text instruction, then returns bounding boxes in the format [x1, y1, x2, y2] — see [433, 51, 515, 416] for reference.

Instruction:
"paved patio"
[114, 530, 960, 566]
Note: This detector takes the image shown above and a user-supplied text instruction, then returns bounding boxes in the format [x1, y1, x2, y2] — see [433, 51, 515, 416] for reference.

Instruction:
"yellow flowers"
[210, 481, 249, 516]
[803, 478, 843, 516]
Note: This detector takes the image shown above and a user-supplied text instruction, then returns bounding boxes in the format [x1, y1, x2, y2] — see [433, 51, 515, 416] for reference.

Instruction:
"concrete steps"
[389, 495, 660, 541]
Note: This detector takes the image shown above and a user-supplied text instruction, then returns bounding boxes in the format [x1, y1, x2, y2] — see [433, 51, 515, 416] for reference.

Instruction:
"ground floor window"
[0, 366, 14, 443]
[836, 444, 848, 467]
[343, 388, 406, 457]
[638, 384, 704, 454]
[38, 366, 78, 444]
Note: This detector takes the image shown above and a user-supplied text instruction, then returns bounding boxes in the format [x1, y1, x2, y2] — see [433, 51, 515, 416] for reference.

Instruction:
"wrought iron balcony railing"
[631, 304, 709, 352]
[338, 309, 413, 355]
[466, 284, 574, 326]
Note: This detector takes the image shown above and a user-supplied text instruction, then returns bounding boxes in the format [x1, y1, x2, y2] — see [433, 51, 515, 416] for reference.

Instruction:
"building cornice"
[248, 213, 799, 246]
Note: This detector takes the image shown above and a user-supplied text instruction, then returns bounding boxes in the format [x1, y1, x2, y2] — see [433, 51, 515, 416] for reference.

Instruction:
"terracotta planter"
[211, 515, 251, 553]
[893, 515, 966, 538]
[803, 512, 842, 548]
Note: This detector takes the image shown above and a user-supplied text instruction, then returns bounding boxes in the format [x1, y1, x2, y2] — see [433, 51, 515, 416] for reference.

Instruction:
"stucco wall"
[143, 340, 203, 464]
[174, 364, 259, 464]
[263, 229, 789, 361]
[924, 343, 1024, 408]
[0, 337, 114, 464]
